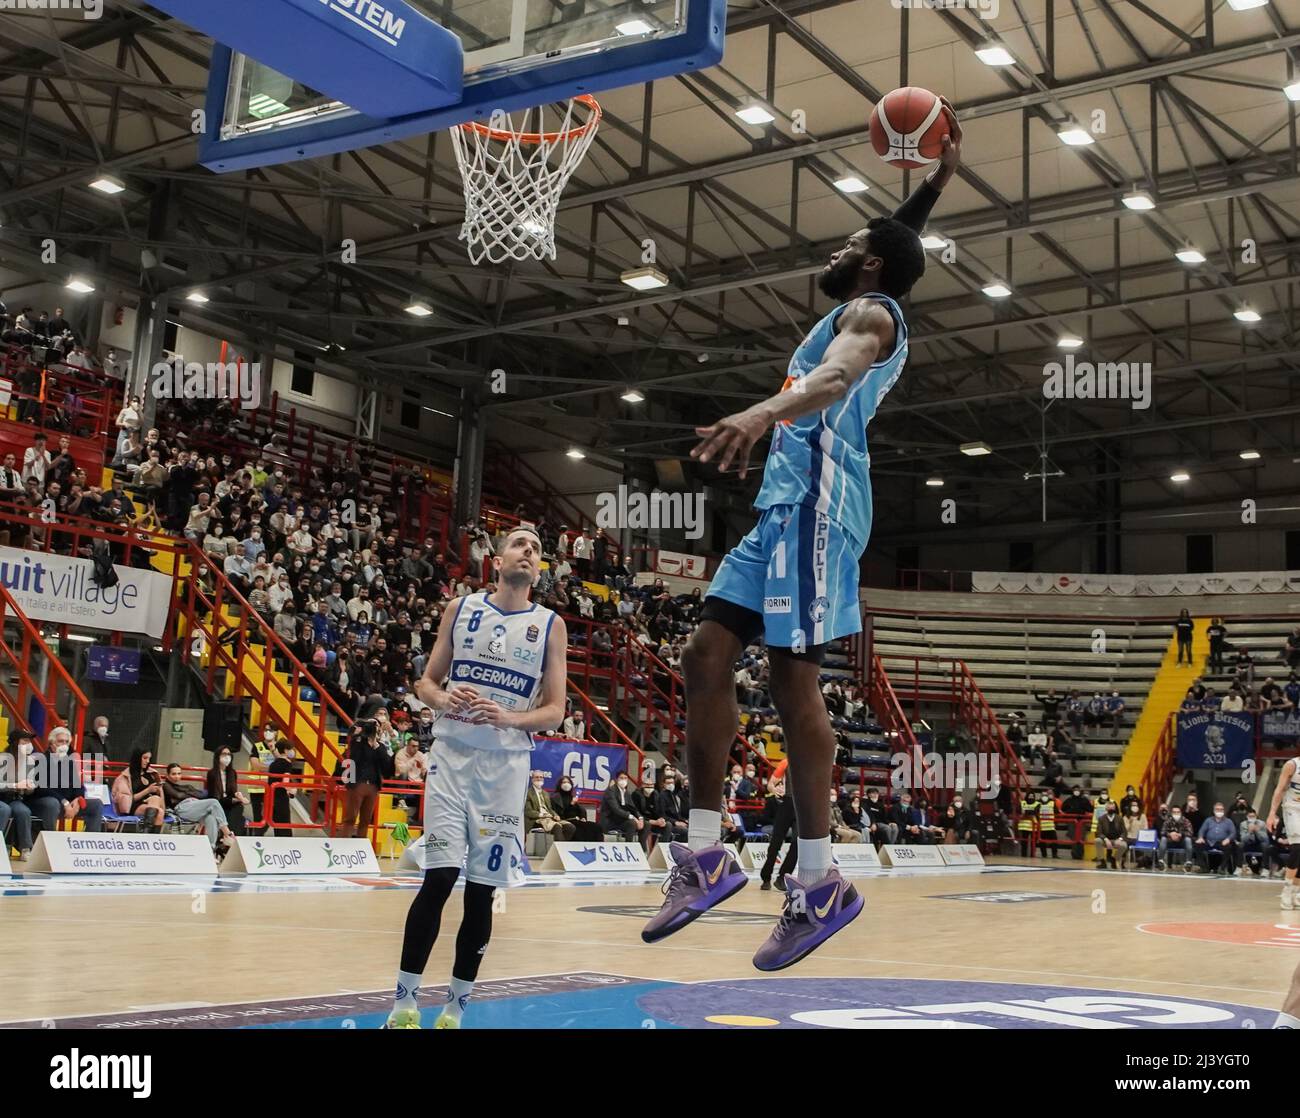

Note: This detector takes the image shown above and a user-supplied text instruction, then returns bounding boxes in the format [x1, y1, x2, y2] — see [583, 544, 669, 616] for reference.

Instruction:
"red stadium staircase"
[0, 579, 89, 749]
[868, 653, 1030, 803]
[172, 541, 350, 777]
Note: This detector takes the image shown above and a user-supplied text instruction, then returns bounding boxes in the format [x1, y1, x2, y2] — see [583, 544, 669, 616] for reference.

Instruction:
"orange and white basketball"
[869, 87, 950, 168]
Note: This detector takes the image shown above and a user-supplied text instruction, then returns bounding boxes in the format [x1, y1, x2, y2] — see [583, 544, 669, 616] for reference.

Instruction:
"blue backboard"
[197, 0, 727, 173]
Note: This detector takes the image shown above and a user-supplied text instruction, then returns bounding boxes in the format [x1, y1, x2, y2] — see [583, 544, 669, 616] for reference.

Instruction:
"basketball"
[870, 86, 950, 168]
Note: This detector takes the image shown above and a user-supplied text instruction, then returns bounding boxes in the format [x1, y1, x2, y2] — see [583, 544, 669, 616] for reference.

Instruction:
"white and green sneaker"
[383, 1007, 422, 1029]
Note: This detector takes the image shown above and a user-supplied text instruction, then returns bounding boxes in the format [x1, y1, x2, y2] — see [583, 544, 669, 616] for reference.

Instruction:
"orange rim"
[457, 94, 602, 144]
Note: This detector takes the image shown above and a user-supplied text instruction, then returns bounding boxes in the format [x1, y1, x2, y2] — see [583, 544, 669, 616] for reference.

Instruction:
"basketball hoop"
[450, 96, 602, 265]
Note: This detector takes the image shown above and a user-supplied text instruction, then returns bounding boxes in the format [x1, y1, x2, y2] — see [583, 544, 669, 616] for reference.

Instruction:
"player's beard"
[818, 253, 863, 301]
[499, 566, 535, 591]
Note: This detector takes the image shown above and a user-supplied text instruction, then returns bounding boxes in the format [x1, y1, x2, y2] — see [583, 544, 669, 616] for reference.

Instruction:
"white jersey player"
[1267, 756, 1300, 911]
[386, 527, 568, 1030]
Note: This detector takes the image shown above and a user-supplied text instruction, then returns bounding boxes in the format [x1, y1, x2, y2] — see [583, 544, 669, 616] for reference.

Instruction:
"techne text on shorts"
[50, 1051, 151, 1099]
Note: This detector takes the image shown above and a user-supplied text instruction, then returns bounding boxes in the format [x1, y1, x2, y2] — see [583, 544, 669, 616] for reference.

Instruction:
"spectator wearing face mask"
[725, 764, 756, 801]
[1239, 809, 1271, 876]
[652, 772, 689, 844]
[600, 771, 643, 843]
[944, 795, 978, 845]
[205, 747, 249, 835]
[1061, 786, 1093, 817]
[1160, 805, 1195, 870]
[0, 751, 39, 861]
[83, 715, 111, 760]
[162, 763, 236, 855]
[1196, 802, 1239, 875]
[827, 786, 861, 844]
[394, 737, 429, 822]
[265, 739, 301, 838]
[894, 789, 928, 846]
[414, 706, 435, 750]
[29, 726, 103, 835]
[759, 766, 798, 889]
[1104, 691, 1126, 737]
[1094, 800, 1126, 868]
[1182, 794, 1205, 835]
[862, 788, 897, 846]
[551, 777, 603, 842]
[525, 771, 575, 842]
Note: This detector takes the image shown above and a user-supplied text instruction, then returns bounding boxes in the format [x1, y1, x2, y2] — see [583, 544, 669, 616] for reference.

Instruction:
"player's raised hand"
[692, 409, 769, 479]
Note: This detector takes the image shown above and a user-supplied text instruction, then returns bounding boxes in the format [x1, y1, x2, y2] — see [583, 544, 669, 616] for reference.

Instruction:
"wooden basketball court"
[3, 860, 1294, 1029]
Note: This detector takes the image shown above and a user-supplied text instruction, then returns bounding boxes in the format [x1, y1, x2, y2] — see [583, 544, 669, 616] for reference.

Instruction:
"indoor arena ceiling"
[2, 0, 1300, 540]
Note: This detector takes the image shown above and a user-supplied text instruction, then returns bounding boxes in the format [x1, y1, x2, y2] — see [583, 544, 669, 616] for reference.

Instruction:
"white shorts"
[422, 737, 530, 888]
[1284, 806, 1300, 841]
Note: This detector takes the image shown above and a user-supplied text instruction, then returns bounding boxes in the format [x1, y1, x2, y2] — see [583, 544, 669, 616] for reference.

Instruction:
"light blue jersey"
[754, 294, 909, 548]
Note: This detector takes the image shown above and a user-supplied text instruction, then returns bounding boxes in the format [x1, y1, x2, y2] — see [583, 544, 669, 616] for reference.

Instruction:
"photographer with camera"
[336, 694, 396, 839]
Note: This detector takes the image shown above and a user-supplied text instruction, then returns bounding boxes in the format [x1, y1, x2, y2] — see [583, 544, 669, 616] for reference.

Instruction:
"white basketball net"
[450, 96, 601, 265]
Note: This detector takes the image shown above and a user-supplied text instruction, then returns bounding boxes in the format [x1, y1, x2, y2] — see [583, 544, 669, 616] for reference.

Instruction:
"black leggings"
[399, 867, 495, 983]
[761, 796, 799, 882]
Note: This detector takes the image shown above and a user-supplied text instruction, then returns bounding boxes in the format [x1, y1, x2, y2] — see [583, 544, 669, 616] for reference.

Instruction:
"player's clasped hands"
[466, 695, 513, 727]
[442, 684, 480, 713]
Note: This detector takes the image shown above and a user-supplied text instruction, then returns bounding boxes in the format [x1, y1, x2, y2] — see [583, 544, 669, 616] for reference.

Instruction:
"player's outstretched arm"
[891, 95, 961, 234]
[691, 299, 895, 478]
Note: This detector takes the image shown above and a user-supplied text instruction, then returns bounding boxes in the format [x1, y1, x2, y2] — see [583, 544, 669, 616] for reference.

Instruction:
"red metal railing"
[879, 654, 1029, 804]
[865, 653, 925, 792]
[566, 677, 643, 782]
[174, 538, 353, 777]
[0, 348, 120, 438]
[0, 580, 89, 747]
[1139, 712, 1177, 816]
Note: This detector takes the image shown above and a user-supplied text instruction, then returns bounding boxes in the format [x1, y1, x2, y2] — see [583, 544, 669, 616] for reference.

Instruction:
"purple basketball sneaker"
[641, 843, 748, 943]
[752, 868, 863, 971]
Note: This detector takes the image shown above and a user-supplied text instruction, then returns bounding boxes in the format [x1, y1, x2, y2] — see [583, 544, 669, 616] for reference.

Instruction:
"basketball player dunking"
[386, 527, 568, 1028]
[643, 100, 962, 970]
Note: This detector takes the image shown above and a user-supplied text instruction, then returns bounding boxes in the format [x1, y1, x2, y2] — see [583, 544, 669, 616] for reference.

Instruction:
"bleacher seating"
[870, 610, 1171, 785]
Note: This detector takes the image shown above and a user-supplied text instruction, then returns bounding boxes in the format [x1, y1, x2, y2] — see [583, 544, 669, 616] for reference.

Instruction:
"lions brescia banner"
[0, 545, 172, 637]
[1175, 711, 1256, 770]
[972, 570, 1300, 596]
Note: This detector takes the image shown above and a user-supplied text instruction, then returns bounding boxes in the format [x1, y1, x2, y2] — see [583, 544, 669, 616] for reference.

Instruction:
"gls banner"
[1175, 711, 1255, 769]
[0, 546, 171, 638]
[531, 739, 629, 795]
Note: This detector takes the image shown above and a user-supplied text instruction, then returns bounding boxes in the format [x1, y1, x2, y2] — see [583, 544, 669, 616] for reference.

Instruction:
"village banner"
[0, 546, 172, 638]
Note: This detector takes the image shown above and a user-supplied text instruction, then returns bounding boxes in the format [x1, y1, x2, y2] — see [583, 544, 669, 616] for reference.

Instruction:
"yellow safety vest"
[1018, 799, 1037, 832]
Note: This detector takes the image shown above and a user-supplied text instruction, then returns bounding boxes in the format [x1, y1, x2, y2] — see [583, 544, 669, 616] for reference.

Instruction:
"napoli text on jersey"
[755, 294, 909, 549]
[435, 592, 555, 752]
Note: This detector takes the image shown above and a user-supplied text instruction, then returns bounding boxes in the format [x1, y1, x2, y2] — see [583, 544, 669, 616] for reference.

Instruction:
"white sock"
[798, 836, 833, 886]
[1275, 1011, 1299, 1029]
[441, 976, 475, 1023]
[687, 809, 722, 852]
[393, 969, 422, 1012]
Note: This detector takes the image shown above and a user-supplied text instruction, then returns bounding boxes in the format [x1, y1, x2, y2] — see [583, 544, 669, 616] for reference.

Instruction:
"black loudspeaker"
[203, 701, 243, 752]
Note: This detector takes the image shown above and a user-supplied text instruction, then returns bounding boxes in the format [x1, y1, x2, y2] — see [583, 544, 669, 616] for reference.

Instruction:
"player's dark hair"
[865, 217, 926, 298]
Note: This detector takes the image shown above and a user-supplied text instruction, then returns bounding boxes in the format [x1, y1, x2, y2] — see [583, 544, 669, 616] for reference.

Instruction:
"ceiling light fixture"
[735, 104, 775, 125]
[620, 265, 669, 291]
